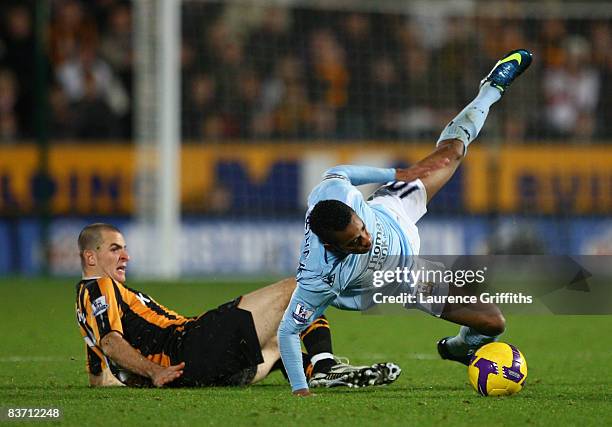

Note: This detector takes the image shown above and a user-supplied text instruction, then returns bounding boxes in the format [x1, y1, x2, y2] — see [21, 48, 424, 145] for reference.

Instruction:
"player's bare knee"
[495, 313, 507, 335]
[252, 343, 280, 384]
[252, 363, 271, 384]
[437, 139, 464, 160]
[481, 313, 506, 336]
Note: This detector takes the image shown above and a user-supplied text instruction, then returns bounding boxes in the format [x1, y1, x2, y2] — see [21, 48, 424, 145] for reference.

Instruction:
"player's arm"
[99, 332, 185, 388]
[84, 279, 183, 387]
[277, 322, 308, 395]
[324, 165, 396, 186]
[277, 285, 335, 396]
[325, 160, 449, 187]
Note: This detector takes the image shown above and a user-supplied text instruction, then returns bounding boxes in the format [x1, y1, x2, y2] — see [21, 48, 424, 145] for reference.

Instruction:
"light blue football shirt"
[278, 165, 417, 391]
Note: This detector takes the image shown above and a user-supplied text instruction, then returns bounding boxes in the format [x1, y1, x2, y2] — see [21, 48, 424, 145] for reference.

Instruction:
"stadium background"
[0, 2, 611, 425]
[0, 0, 610, 277]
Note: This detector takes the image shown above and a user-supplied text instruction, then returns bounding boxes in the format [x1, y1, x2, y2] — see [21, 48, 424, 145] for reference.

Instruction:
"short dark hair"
[78, 223, 122, 268]
[309, 200, 353, 244]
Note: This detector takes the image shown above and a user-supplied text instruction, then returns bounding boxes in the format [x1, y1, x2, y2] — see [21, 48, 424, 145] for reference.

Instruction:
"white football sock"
[310, 352, 334, 366]
[437, 82, 502, 152]
[446, 326, 499, 356]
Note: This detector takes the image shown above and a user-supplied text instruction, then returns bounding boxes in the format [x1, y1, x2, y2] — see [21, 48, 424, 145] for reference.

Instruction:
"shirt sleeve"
[277, 284, 336, 392]
[324, 165, 396, 186]
[308, 165, 395, 212]
[84, 278, 123, 344]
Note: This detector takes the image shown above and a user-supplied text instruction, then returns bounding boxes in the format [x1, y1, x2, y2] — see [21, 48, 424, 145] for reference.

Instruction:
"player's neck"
[82, 269, 102, 280]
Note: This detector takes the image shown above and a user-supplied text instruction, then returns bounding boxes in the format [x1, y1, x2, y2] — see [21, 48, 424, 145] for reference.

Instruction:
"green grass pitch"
[0, 277, 610, 426]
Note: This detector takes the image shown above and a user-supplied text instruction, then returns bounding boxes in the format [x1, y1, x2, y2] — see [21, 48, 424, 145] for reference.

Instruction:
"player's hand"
[395, 157, 450, 182]
[151, 362, 185, 387]
[292, 388, 315, 397]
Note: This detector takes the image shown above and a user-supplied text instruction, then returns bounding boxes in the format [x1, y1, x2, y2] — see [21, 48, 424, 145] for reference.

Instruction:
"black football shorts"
[171, 297, 264, 387]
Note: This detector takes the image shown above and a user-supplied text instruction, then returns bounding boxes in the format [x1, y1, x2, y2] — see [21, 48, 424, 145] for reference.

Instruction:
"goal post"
[133, 0, 181, 279]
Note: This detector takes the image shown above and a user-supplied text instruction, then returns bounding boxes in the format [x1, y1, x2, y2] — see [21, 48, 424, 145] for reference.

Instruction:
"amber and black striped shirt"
[75, 277, 195, 376]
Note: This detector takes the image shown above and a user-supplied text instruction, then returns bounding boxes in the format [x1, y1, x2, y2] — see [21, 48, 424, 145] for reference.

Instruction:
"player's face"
[93, 230, 130, 283]
[332, 213, 372, 255]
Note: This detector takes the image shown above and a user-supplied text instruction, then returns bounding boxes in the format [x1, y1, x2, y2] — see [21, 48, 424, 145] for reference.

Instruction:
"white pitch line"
[0, 354, 439, 363]
[358, 353, 439, 360]
[0, 356, 81, 363]
[408, 353, 439, 360]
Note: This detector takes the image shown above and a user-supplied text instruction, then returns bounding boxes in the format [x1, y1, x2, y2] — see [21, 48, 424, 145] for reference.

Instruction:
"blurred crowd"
[0, 0, 611, 143]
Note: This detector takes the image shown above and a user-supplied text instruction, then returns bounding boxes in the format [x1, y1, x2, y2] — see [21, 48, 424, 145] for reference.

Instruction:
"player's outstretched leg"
[242, 279, 402, 386]
[436, 48, 532, 153]
[419, 49, 533, 202]
[238, 277, 296, 382]
[434, 49, 532, 365]
[436, 283, 506, 365]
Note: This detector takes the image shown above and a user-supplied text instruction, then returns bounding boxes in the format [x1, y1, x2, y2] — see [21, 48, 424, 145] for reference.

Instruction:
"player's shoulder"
[80, 277, 123, 294]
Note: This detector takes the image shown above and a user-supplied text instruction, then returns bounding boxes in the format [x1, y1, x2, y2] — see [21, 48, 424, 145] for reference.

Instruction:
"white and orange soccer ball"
[467, 342, 528, 396]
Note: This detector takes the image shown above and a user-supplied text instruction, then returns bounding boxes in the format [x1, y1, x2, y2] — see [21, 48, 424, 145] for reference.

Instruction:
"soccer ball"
[467, 342, 528, 396]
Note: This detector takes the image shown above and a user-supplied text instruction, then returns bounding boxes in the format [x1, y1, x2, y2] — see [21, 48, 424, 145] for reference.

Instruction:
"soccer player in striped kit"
[75, 223, 399, 388]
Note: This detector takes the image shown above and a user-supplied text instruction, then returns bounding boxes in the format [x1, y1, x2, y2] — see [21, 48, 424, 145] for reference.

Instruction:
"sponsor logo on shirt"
[91, 296, 109, 317]
[367, 220, 389, 272]
[292, 303, 314, 324]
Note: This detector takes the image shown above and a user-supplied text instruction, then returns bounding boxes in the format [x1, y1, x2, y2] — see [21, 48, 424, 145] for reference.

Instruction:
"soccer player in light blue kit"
[278, 50, 533, 395]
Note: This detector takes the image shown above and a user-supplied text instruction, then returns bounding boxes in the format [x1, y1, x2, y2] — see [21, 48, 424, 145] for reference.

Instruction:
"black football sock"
[300, 316, 335, 373]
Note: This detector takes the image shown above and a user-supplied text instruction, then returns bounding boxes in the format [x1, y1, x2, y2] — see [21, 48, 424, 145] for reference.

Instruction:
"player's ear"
[83, 249, 97, 267]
